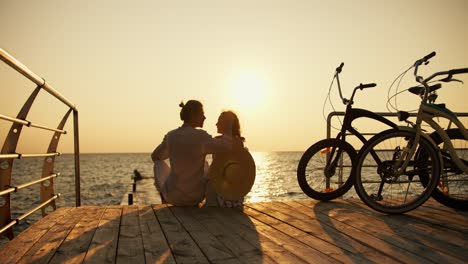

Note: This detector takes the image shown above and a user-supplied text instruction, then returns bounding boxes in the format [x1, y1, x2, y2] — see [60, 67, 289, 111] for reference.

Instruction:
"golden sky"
[1, 0, 468, 153]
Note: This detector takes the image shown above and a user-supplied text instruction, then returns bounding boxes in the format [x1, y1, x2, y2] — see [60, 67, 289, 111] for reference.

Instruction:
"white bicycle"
[354, 52, 468, 214]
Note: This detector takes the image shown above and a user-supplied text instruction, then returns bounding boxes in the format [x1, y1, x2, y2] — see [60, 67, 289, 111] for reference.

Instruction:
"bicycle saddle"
[408, 83, 441, 95]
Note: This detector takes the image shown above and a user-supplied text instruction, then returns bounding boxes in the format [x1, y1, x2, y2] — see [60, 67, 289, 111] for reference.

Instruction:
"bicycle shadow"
[311, 199, 464, 263]
[306, 200, 393, 263]
[379, 201, 468, 262]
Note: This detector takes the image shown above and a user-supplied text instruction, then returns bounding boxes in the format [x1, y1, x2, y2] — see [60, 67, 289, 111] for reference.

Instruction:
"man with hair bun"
[151, 100, 231, 206]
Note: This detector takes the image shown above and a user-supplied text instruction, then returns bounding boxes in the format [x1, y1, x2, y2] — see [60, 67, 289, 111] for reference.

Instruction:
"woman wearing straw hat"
[151, 100, 232, 206]
[205, 111, 256, 207]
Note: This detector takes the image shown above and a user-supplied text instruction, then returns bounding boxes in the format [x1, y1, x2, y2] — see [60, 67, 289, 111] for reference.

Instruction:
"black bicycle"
[297, 63, 397, 200]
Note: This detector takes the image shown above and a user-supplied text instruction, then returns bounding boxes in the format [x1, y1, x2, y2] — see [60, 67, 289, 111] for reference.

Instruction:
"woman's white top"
[152, 125, 231, 206]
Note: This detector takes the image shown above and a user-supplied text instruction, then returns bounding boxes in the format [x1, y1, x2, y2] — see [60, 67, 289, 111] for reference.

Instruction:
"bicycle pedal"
[370, 194, 383, 201]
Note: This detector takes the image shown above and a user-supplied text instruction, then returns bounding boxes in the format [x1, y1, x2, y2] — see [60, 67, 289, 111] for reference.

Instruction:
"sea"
[3, 151, 340, 245]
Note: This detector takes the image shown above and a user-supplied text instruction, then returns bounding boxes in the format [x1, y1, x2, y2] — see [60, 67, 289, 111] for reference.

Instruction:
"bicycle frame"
[325, 105, 397, 188]
[416, 103, 468, 173]
[336, 107, 397, 143]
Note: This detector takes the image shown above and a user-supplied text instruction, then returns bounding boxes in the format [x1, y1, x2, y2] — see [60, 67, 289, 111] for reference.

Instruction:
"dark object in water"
[133, 169, 143, 181]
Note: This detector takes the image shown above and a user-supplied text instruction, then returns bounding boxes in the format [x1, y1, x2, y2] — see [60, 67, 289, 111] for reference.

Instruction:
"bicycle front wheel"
[354, 129, 440, 214]
[428, 129, 468, 210]
[297, 139, 357, 201]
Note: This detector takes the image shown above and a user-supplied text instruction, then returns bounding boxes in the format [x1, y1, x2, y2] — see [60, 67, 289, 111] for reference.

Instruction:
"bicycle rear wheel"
[297, 139, 357, 200]
[428, 129, 468, 210]
[354, 129, 440, 214]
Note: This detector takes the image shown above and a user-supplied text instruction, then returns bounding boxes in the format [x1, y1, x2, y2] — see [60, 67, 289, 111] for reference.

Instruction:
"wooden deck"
[0, 199, 467, 264]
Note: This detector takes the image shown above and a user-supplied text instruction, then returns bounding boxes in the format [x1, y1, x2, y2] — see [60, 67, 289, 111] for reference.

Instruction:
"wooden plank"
[3, 199, 467, 264]
[248, 204, 396, 262]
[188, 207, 276, 264]
[48, 207, 106, 264]
[204, 207, 307, 264]
[116, 205, 145, 264]
[17, 206, 97, 264]
[316, 203, 465, 263]
[222, 206, 336, 263]
[291, 200, 431, 264]
[423, 198, 468, 217]
[245, 202, 397, 264]
[153, 204, 209, 264]
[138, 205, 176, 264]
[410, 205, 468, 231]
[170, 207, 242, 263]
[242, 213, 335, 263]
[343, 199, 468, 259]
[0, 207, 73, 264]
[83, 207, 122, 264]
[345, 198, 468, 245]
[342, 198, 468, 233]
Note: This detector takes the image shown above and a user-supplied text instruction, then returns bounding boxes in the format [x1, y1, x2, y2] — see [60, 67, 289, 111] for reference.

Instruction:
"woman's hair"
[179, 100, 203, 122]
[221, 111, 245, 142]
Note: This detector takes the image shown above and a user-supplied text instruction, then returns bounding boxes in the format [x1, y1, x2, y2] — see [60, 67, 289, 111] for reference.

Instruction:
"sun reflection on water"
[245, 151, 307, 203]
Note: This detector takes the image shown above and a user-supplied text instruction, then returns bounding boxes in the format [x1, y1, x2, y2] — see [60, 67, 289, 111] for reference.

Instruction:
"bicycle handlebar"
[336, 62, 344, 73]
[449, 68, 468, 75]
[359, 83, 377, 89]
[424, 67, 468, 83]
[335, 62, 345, 103]
[422, 51, 436, 64]
[414, 51, 436, 67]
[333, 62, 376, 105]
[410, 51, 468, 103]
[414, 51, 436, 81]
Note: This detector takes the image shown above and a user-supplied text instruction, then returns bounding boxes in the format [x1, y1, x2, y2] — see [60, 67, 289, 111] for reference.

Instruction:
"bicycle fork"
[324, 146, 344, 190]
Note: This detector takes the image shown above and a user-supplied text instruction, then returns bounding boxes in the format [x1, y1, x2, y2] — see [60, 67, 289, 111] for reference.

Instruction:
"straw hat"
[209, 147, 256, 200]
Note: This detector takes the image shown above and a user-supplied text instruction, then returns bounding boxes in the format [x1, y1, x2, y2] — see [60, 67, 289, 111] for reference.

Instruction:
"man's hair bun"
[179, 100, 203, 122]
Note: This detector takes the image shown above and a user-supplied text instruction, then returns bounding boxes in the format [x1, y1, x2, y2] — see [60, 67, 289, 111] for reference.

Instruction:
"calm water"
[8, 152, 310, 208]
[2, 152, 317, 244]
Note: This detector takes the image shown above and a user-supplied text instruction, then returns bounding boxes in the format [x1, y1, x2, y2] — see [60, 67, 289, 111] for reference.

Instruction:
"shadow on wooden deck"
[0, 199, 467, 263]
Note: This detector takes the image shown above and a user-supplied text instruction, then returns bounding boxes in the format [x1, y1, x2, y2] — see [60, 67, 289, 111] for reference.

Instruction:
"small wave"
[273, 191, 304, 198]
[285, 191, 304, 196]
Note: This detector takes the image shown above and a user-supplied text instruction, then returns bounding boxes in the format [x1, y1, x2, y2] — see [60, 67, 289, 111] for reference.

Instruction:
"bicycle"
[354, 51, 468, 214]
[428, 128, 467, 210]
[297, 63, 397, 201]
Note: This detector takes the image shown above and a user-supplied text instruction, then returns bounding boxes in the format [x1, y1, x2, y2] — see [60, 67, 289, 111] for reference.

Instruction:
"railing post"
[326, 111, 345, 139]
[73, 110, 81, 207]
[128, 193, 134, 205]
[0, 87, 41, 240]
[40, 109, 72, 216]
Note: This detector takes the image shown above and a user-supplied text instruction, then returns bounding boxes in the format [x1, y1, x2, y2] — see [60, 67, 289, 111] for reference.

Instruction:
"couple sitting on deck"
[151, 100, 255, 207]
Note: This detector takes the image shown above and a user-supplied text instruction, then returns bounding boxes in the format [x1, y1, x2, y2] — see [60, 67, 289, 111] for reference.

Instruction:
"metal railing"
[0, 48, 81, 240]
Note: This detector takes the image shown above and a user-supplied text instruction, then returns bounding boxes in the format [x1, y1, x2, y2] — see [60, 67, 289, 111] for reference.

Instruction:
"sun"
[229, 71, 267, 111]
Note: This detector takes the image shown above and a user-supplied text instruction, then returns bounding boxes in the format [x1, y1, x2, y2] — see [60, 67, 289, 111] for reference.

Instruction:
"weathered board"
[1, 199, 467, 263]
